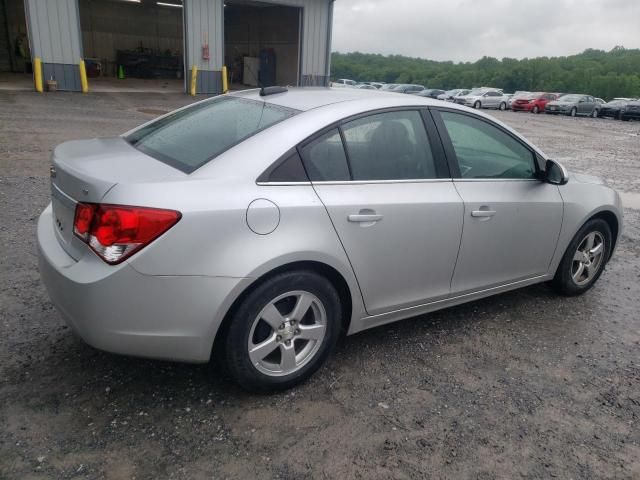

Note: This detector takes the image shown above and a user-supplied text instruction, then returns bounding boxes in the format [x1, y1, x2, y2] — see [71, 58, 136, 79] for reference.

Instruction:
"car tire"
[552, 219, 612, 296]
[570, 107, 577, 117]
[499, 102, 506, 111]
[592, 109, 599, 118]
[532, 105, 540, 114]
[224, 270, 341, 392]
[474, 101, 481, 109]
[617, 111, 624, 121]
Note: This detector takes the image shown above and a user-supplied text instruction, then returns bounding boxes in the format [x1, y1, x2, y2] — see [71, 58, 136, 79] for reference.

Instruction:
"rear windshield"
[126, 96, 299, 173]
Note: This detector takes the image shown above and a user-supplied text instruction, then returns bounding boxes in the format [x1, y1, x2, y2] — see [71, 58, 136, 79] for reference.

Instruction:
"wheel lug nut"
[285, 340, 291, 346]
[295, 329, 300, 335]
[276, 335, 282, 342]
[278, 324, 284, 330]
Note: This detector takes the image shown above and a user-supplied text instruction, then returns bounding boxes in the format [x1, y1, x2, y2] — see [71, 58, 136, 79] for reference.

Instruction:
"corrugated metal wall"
[268, 0, 332, 84]
[21, 0, 333, 93]
[184, 0, 332, 93]
[184, 0, 223, 94]
[24, 0, 82, 91]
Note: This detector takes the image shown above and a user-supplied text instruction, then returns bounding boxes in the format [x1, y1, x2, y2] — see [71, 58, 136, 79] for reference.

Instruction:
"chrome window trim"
[256, 181, 312, 186]
[453, 178, 540, 183]
[257, 178, 454, 186]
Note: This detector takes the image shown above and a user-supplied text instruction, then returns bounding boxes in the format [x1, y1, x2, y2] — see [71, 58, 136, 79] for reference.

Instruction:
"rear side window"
[300, 129, 350, 181]
[342, 111, 437, 180]
[126, 97, 299, 173]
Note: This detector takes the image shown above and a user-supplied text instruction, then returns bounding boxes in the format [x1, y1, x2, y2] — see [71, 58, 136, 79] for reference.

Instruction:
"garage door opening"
[0, 0, 33, 91]
[224, 0, 301, 91]
[78, 0, 185, 93]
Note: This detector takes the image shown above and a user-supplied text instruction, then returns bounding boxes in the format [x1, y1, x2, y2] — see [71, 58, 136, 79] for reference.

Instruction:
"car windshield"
[126, 97, 299, 173]
[558, 94, 582, 102]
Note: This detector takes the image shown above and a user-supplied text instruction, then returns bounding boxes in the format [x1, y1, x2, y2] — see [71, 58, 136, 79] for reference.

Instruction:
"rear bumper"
[37, 204, 247, 363]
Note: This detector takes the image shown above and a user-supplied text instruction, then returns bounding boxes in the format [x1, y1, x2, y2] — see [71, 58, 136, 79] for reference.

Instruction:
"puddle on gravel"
[620, 191, 640, 210]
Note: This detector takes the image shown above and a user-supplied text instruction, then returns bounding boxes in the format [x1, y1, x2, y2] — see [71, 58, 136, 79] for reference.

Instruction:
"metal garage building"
[5, 0, 334, 94]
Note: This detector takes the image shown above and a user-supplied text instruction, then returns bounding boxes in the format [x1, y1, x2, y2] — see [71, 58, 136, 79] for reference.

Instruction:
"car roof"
[228, 87, 438, 111]
[193, 87, 549, 178]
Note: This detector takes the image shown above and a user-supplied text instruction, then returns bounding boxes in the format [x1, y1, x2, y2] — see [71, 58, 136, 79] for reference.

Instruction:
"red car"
[512, 93, 559, 114]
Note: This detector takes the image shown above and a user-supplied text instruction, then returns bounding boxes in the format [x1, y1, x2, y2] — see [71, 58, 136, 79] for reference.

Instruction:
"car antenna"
[244, 62, 287, 96]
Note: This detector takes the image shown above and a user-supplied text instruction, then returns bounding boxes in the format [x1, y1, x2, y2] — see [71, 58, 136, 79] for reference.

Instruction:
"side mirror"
[545, 159, 569, 185]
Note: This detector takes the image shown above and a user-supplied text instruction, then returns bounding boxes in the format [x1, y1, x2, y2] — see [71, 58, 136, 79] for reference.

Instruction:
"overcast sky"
[332, 0, 640, 62]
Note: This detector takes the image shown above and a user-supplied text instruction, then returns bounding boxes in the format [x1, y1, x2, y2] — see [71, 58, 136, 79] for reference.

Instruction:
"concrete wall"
[78, 0, 183, 76]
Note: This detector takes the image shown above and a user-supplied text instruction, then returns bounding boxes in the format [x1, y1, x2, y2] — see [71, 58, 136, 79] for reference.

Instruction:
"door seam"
[449, 180, 466, 291]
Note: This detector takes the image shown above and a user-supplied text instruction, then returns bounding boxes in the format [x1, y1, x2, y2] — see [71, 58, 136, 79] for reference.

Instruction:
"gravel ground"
[1, 91, 639, 480]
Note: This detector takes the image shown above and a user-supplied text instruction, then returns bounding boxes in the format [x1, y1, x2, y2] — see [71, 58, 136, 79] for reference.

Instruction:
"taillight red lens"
[73, 203, 97, 239]
[73, 203, 181, 264]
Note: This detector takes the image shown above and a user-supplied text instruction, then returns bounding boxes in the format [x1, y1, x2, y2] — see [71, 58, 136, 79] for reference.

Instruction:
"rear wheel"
[552, 219, 612, 296]
[570, 107, 577, 117]
[499, 102, 506, 111]
[474, 101, 481, 109]
[532, 105, 540, 114]
[592, 109, 599, 118]
[224, 270, 341, 392]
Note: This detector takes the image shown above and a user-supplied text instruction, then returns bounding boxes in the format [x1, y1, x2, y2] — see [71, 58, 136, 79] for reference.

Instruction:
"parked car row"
[597, 98, 640, 121]
[330, 79, 639, 120]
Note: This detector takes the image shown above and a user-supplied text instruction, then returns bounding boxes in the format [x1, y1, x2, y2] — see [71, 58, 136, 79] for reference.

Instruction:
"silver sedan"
[38, 87, 622, 392]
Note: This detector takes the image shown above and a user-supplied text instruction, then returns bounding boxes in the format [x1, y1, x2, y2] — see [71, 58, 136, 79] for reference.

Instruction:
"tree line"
[331, 47, 640, 100]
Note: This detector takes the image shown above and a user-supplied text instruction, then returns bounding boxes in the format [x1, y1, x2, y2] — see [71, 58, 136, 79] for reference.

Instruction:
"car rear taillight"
[73, 203, 181, 264]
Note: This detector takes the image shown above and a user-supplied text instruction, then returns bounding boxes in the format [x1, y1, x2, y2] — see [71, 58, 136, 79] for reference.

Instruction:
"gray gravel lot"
[1, 91, 639, 479]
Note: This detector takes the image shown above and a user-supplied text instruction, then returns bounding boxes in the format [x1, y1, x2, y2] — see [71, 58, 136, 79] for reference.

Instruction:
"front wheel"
[532, 105, 540, 114]
[499, 102, 506, 111]
[552, 219, 612, 296]
[592, 109, 599, 118]
[224, 270, 341, 392]
[570, 107, 577, 117]
[474, 101, 481, 109]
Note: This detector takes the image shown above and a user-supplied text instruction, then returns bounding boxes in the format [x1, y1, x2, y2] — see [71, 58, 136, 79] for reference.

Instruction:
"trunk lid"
[50, 137, 185, 260]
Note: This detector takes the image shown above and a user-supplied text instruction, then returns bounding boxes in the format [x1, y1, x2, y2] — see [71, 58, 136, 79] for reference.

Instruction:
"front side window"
[126, 97, 299, 173]
[342, 110, 438, 180]
[440, 111, 536, 179]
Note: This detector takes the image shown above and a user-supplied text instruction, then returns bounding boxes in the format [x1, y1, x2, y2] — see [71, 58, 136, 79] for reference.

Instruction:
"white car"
[330, 79, 357, 88]
[438, 89, 470, 102]
[457, 89, 507, 110]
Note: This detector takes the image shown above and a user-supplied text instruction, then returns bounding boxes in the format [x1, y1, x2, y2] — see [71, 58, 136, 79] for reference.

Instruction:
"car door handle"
[348, 214, 383, 223]
[471, 210, 496, 218]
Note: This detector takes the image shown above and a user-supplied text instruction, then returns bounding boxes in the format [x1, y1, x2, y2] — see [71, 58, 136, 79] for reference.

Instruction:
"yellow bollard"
[79, 60, 89, 93]
[190, 65, 198, 96]
[222, 65, 229, 94]
[33, 57, 43, 93]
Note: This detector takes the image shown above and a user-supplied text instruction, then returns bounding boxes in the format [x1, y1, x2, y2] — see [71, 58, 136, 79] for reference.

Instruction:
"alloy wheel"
[571, 232, 605, 286]
[247, 291, 327, 377]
